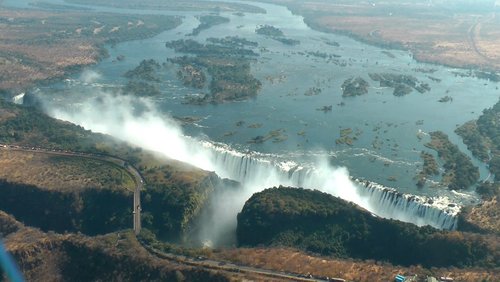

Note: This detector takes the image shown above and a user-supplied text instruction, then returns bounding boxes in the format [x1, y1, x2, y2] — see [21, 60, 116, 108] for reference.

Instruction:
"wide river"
[5, 0, 499, 202]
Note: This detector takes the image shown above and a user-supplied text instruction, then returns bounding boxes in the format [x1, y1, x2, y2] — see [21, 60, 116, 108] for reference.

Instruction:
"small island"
[206, 36, 259, 48]
[415, 151, 440, 188]
[123, 59, 163, 97]
[177, 64, 206, 89]
[255, 24, 284, 37]
[188, 15, 230, 36]
[248, 129, 287, 144]
[438, 95, 453, 103]
[425, 131, 479, 190]
[458, 100, 500, 179]
[341, 77, 369, 97]
[166, 39, 262, 104]
[369, 73, 430, 96]
[255, 25, 300, 46]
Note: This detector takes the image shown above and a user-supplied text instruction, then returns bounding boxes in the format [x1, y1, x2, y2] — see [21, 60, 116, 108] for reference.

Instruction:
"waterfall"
[202, 141, 459, 230]
[11, 93, 25, 105]
[46, 93, 459, 235]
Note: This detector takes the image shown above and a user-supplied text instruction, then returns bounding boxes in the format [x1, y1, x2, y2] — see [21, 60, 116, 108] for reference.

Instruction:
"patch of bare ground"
[216, 247, 499, 282]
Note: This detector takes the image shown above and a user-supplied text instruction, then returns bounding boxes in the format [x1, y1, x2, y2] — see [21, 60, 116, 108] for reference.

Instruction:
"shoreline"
[261, 0, 500, 73]
[0, 4, 183, 97]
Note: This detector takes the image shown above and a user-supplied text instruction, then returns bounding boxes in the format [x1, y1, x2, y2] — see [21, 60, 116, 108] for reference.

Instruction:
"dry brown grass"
[216, 247, 499, 282]
[0, 150, 135, 192]
[0, 8, 180, 93]
[1, 212, 288, 281]
[267, 0, 500, 70]
[466, 196, 500, 234]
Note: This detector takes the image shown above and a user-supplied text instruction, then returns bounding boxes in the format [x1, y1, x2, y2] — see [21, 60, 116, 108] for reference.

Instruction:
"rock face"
[237, 186, 499, 268]
[0, 179, 131, 235]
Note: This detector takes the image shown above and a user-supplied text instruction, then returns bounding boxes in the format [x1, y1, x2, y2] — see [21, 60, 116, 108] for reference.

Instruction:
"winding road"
[467, 13, 497, 63]
[141, 242, 339, 282]
[0, 144, 144, 234]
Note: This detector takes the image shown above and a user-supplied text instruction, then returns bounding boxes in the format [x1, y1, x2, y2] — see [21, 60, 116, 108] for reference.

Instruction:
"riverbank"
[260, 0, 500, 72]
[0, 6, 181, 96]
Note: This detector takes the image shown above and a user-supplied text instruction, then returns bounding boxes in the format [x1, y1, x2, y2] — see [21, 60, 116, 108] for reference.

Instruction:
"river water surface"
[5, 0, 499, 211]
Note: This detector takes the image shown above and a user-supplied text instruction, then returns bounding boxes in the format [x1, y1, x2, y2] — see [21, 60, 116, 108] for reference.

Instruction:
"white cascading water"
[47, 92, 459, 246]
[11, 93, 25, 105]
[203, 142, 459, 230]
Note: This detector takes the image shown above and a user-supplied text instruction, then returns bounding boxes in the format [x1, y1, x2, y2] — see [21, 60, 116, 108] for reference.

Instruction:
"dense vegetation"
[369, 73, 430, 96]
[140, 170, 220, 241]
[166, 39, 261, 104]
[189, 15, 230, 36]
[415, 151, 440, 188]
[0, 213, 230, 282]
[206, 36, 259, 48]
[166, 39, 258, 57]
[475, 71, 500, 82]
[237, 187, 499, 268]
[455, 99, 500, 208]
[123, 59, 164, 97]
[255, 25, 284, 37]
[255, 25, 300, 46]
[341, 77, 369, 97]
[124, 59, 161, 82]
[425, 131, 479, 190]
[177, 64, 207, 89]
[476, 99, 500, 180]
[0, 180, 131, 235]
[455, 121, 490, 162]
[0, 99, 114, 153]
[0, 100, 220, 241]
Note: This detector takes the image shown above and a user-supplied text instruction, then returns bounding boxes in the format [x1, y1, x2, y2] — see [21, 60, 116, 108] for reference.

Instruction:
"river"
[4, 0, 499, 238]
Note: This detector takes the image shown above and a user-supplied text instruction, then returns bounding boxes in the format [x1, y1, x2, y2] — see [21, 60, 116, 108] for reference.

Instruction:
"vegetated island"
[166, 39, 262, 104]
[123, 59, 164, 97]
[247, 129, 288, 144]
[188, 15, 230, 36]
[456, 99, 500, 177]
[255, 25, 300, 46]
[369, 73, 430, 96]
[335, 127, 362, 146]
[237, 186, 499, 270]
[454, 99, 500, 235]
[206, 36, 259, 48]
[415, 151, 440, 188]
[424, 131, 479, 190]
[341, 76, 369, 97]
